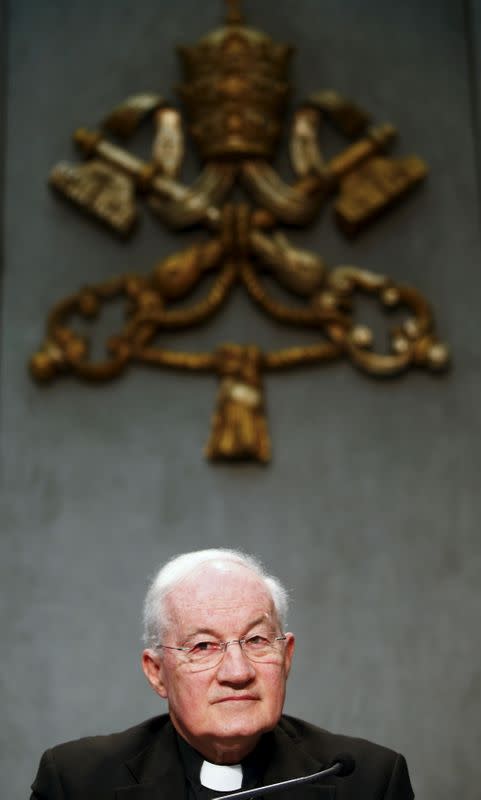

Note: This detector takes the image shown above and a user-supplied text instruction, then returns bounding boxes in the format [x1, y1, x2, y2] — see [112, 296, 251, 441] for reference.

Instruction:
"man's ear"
[283, 632, 295, 678]
[142, 649, 168, 699]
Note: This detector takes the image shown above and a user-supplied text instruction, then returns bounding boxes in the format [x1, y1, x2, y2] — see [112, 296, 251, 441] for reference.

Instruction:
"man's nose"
[216, 641, 256, 683]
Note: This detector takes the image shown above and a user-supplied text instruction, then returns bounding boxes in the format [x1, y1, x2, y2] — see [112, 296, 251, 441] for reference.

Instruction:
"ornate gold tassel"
[205, 344, 271, 463]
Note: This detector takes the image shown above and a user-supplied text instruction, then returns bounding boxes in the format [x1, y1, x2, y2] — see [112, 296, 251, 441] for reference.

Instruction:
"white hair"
[142, 548, 289, 648]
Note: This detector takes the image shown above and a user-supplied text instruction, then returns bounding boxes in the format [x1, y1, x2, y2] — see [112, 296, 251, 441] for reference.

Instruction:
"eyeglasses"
[156, 635, 287, 671]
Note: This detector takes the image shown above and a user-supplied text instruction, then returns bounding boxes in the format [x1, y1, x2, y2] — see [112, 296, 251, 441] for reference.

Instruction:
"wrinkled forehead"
[164, 561, 277, 634]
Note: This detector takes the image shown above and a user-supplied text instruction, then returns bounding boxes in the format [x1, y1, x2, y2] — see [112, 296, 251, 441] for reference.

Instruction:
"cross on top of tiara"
[226, 0, 245, 25]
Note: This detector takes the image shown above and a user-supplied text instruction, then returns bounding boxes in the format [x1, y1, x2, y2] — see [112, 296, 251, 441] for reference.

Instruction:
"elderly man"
[31, 549, 414, 799]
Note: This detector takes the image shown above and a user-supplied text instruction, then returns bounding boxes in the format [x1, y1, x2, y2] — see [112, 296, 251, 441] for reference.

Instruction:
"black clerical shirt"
[177, 733, 271, 800]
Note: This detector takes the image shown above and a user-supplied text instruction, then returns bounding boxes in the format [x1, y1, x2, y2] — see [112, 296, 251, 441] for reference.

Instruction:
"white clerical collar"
[200, 760, 243, 791]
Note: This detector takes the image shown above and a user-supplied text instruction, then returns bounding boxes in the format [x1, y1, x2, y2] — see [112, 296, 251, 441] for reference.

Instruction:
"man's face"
[142, 561, 295, 763]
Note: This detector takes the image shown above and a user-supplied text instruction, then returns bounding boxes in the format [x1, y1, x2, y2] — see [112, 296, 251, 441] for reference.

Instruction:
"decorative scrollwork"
[30, 0, 449, 463]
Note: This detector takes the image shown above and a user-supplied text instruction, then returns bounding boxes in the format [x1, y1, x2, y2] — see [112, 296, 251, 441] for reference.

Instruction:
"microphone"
[329, 753, 356, 777]
[215, 753, 356, 800]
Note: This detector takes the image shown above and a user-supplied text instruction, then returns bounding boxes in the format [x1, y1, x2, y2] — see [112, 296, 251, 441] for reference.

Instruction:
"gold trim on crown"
[177, 18, 293, 161]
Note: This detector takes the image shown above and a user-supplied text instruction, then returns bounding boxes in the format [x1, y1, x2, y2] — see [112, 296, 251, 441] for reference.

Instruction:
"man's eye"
[246, 635, 270, 647]
[190, 641, 219, 653]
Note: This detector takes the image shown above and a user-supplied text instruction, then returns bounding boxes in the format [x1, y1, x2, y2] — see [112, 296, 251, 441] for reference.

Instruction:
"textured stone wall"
[1, 2, 481, 798]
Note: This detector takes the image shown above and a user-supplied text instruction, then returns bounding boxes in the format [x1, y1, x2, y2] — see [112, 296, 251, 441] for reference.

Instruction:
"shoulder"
[32, 715, 171, 797]
[279, 714, 398, 762]
[47, 714, 171, 765]
[278, 715, 414, 797]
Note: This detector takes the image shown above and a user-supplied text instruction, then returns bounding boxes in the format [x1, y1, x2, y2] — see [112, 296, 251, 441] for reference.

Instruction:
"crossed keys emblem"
[30, 0, 449, 463]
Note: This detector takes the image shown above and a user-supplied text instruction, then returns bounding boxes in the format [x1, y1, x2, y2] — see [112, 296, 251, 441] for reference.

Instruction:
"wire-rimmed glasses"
[157, 635, 287, 672]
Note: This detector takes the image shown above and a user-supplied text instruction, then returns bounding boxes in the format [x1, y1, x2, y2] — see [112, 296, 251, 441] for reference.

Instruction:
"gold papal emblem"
[30, 0, 449, 463]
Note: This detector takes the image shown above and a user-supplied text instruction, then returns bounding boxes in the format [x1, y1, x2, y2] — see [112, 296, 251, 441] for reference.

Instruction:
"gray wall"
[2, 1, 481, 798]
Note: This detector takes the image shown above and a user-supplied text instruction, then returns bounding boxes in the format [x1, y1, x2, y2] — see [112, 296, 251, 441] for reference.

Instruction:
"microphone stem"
[216, 763, 341, 800]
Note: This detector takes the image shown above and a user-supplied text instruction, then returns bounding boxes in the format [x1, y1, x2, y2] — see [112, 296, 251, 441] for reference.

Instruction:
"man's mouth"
[214, 695, 258, 703]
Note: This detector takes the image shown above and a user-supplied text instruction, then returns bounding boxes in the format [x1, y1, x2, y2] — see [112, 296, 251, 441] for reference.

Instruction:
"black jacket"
[31, 714, 414, 800]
